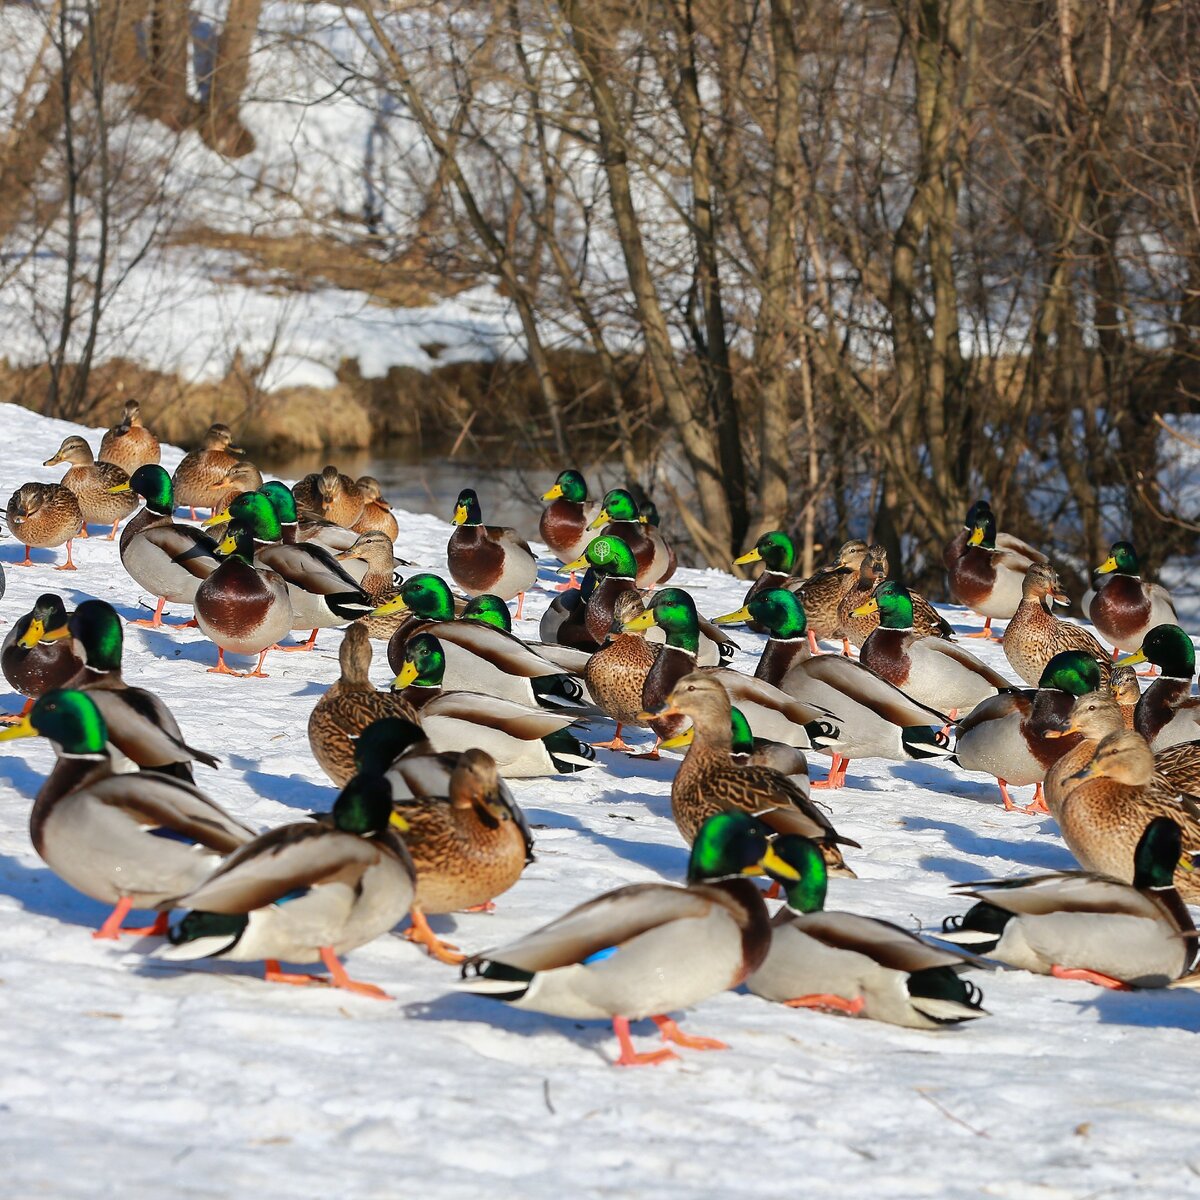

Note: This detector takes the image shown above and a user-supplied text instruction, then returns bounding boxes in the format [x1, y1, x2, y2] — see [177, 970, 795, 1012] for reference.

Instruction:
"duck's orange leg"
[120, 911, 171, 937]
[591, 724, 638, 752]
[275, 629, 319, 652]
[320, 946, 392, 999]
[783, 993, 865, 1015]
[92, 897, 135, 940]
[964, 617, 997, 640]
[630, 736, 662, 761]
[79, 525, 90, 539]
[998, 779, 1018, 810]
[812, 753, 843, 789]
[403, 905, 465, 964]
[207, 648, 246, 677]
[243, 648, 271, 678]
[264, 959, 326, 987]
[515, 592, 526, 621]
[107, 519, 120, 540]
[651, 1014, 727, 1051]
[1050, 965, 1130, 991]
[54, 539, 77, 571]
[807, 630, 823, 655]
[553, 572, 578, 593]
[1021, 781, 1049, 815]
[18, 545, 32, 566]
[612, 1017, 678, 1067]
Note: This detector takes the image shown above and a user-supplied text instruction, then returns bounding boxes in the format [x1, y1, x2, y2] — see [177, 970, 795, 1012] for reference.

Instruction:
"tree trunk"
[202, 0, 260, 157]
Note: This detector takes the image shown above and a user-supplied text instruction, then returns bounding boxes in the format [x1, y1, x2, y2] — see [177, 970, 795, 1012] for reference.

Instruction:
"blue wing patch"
[582, 945, 618, 966]
[145, 826, 196, 845]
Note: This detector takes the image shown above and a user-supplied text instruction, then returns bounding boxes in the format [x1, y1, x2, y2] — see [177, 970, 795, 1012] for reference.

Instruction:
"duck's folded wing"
[922, 640, 1012, 689]
[428, 621, 569, 680]
[955, 690, 1033, 735]
[98, 689, 220, 769]
[800, 656, 949, 725]
[954, 872, 1162, 921]
[422, 693, 579, 738]
[89, 774, 253, 853]
[141, 526, 221, 575]
[797, 912, 982, 971]
[710, 669, 839, 726]
[256, 544, 368, 598]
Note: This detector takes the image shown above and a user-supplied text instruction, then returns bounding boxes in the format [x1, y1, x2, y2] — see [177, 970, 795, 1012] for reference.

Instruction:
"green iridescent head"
[598, 488, 639, 522]
[68, 600, 123, 674]
[352, 716, 427, 776]
[129, 464, 174, 515]
[260, 481, 299, 525]
[1134, 816, 1183, 890]
[0, 689, 108, 756]
[461, 594, 512, 633]
[963, 500, 992, 530]
[331, 772, 400, 837]
[1038, 650, 1102, 696]
[454, 488, 482, 526]
[1098, 540, 1140, 576]
[747, 588, 808, 639]
[754, 531, 797, 573]
[401, 633, 446, 688]
[398, 574, 456, 621]
[543, 469, 588, 504]
[686, 812, 772, 885]
[646, 587, 700, 654]
[729, 707, 754, 755]
[227, 491, 282, 543]
[584, 534, 638, 579]
[763, 835, 828, 914]
[1132, 625, 1195, 679]
[873, 580, 915, 629]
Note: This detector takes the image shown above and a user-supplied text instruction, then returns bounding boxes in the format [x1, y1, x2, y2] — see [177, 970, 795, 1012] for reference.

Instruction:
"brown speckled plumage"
[792, 540, 869, 641]
[98, 401, 160, 474]
[584, 592, 659, 729]
[44, 436, 137, 531]
[172, 424, 243, 512]
[294, 466, 365, 529]
[6, 482, 83, 559]
[351, 477, 399, 540]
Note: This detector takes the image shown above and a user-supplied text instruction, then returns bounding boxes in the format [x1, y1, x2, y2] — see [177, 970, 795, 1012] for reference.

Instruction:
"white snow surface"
[2, 403, 1200, 1197]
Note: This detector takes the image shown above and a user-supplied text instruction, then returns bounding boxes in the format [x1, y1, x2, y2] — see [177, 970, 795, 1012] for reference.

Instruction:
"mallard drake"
[836, 547, 952, 651]
[171, 423, 242, 518]
[307, 624, 418, 786]
[206, 491, 372, 653]
[392, 748, 534, 965]
[953, 650, 1102, 812]
[588, 488, 671, 589]
[163, 772, 415, 998]
[1110, 664, 1141, 728]
[540, 469, 600, 585]
[5, 482, 83, 569]
[1002, 563, 1111, 687]
[941, 816, 1196, 989]
[193, 519, 293, 678]
[351, 476, 399, 540]
[1, 594, 82, 720]
[448, 488, 537, 617]
[790, 539, 870, 653]
[539, 567, 596, 651]
[98, 400, 160, 474]
[1121, 625, 1200, 748]
[112, 465, 220, 629]
[945, 509, 1036, 641]
[639, 498, 677, 583]
[583, 590, 659, 753]
[750, 836, 988, 1027]
[856, 582, 1011, 715]
[293, 465, 365, 529]
[1089, 541, 1178, 655]
[734, 530, 798, 634]
[458, 811, 784, 1067]
[716, 588, 952, 788]
[256, 480, 359, 553]
[43, 435, 137, 539]
[943, 500, 1046, 578]
[647, 672, 858, 873]
[0, 690, 254, 939]
[64, 600, 219, 781]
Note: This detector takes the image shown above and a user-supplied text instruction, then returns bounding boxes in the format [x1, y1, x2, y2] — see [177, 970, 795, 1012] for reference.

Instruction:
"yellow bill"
[757, 844, 801, 881]
[732, 548, 762, 566]
[1096, 555, 1119, 575]
[201, 510, 230, 527]
[621, 610, 657, 633]
[1116, 649, 1147, 668]
[371, 596, 409, 617]
[389, 811, 411, 833]
[713, 605, 751, 626]
[453, 504, 468, 526]
[0, 716, 37, 742]
[541, 484, 564, 501]
[587, 508, 610, 531]
[558, 555, 588, 574]
[392, 661, 419, 690]
[966, 524, 985, 547]
[108, 480, 132, 493]
[850, 597, 880, 617]
[215, 533, 239, 555]
[659, 728, 695, 751]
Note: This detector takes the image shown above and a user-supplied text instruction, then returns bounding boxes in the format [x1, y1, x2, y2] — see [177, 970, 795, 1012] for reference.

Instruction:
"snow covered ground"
[1, 402, 1200, 1198]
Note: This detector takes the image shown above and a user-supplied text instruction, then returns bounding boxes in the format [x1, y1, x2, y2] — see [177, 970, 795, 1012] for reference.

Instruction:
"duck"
[457, 811, 785, 1067]
[378, 573, 586, 709]
[588, 488, 671, 589]
[64, 599, 219, 781]
[836, 546, 952, 652]
[448, 488, 538, 617]
[733, 530, 799, 634]
[206, 491, 373, 653]
[1110, 664, 1141, 728]
[0, 689, 255, 939]
[210, 460, 265, 518]
[162, 771, 415, 999]
[98, 400, 160, 474]
[335, 530, 404, 604]
[392, 748, 534, 965]
[940, 816, 1196, 989]
[171, 423, 243, 518]
[307, 623, 419, 786]
[539, 566, 597, 652]
[539, 469, 601, 585]
[944, 508, 1037, 641]
[388, 639, 595, 777]
[112, 465, 221, 628]
[943, 500, 1046, 579]
[855, 581, 1011, 716]
[193, 518, 293, 678]
[790, 540, 870, 653]
[1120, 625, 1200, 748]
[257, 480, 359, 553]
[749, 835, 988, 1027]
[351, 476, 399, 540]
[1002, 562, 1111, 687]
[293, 465, 365, 529]
[1089, 541, 1178, 655]
[639, 499, 677, 583]
[648, 672, 858, 873]
[5, 481, 83, 570]
[583, 590, 660, 753]
[1, 594, 82, 721]
[716, 588, 952, 788]
[43, 435, 137, 539]
[953, 649, 1102, 812]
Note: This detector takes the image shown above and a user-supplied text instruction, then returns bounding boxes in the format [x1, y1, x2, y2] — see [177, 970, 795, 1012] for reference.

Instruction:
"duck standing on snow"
[458, 812, 788, 1067]
[43, 435, 137, 539]
[584, 590, 659, 753]
[171, 423, 243, 519]
[293, 465, 365, 529]
[1089, 541, 1178, 656]
[351, 476, 400, 540]
[5, 481, 83, 570]
[587, 488, 671, 589]
[1121, 625, 1200, 748]
[0, 689, 254, 939]
[98, 400, 161, 474]
[539, 469, 600, 587]
[2, 594, 82, 721]
[790, 540, 870, 654]
[448, 488, 537, 619]
[944, 507, 1040, 641]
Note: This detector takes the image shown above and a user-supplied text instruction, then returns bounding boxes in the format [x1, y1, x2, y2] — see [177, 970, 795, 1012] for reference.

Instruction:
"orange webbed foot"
[651, 1015, 728, 1051]
[1050, 965, 1130, 991]
[782, 993, 865, 1016]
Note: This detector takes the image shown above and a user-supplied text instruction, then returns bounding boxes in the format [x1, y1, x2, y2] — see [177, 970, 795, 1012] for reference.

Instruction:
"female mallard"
[211, 461, 265, 519]
[334, 530, 406, 639]
[540, 469, 600, 586]
[206, 491, 372, 653]
[458, 811, 785, 1067]
[649, 672, 858, 873]
[1110, 664, 1140, 728]
[855, 582, 1011, 715]
[1089, 541, 1178, 655]
[945, 509, 1036, 641]
[193, 519, 293, 678]
[448, 488, 537, 617]
[64, 600, 219, 781]
[351, 476, 399, 540]
[98, 400, 160, 474]
[1, 594, 82, 720]
[791, 540, 870, 653]
[1002, 563, 1111, 687]
[1121, 625, 1200, 748]
[716, 588, 952, 788]
[5, 481, 83, 569]
[163, 772, 415, 999]
[43, 435, 137, 539]
[836, 546, 951, 651]
[583, 590, 659, 753]
[394, 748, 534, 965]
[953, 650, 1102, 812]
[113, 465, 221, 629]
[749, 835, 988, 1028]
[588, 488, 671, 589]
[941, 817, 1196, 989]
[293, 465, 365, 529]
[0, 689, 255, 939]
[171, 423, 243, 518]
[307, 624, 418, 786]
